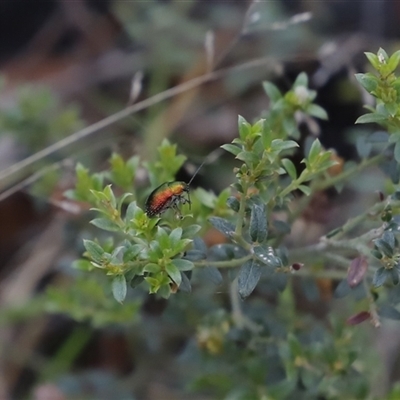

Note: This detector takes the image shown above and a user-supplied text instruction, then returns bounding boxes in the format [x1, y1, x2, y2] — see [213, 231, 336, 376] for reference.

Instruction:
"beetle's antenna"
[187, 148, 222, 186]
[187, 160, 206, 186]
[187, 189, 191, 210]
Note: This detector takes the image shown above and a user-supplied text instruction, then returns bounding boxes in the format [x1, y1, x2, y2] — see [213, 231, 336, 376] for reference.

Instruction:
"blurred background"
[1, 1, 400, 399]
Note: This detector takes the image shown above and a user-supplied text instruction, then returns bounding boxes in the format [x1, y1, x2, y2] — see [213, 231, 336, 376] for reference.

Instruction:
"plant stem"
[0, 56, 281, 192]
[194, 255, 252, 269]
[235, 181, 249, 237]
[283, 153, 386, 225]
[317, 153, 385, 191]
[363, 277, 381, 328]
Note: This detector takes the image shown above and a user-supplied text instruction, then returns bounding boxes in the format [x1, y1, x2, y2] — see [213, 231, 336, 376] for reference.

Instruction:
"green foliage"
[262, 72, 328, 140]
[356, 48, 400, 163]
[48, 52, 400, 397]
[0, 85, 83, 152]
[45, 277, 140, 328]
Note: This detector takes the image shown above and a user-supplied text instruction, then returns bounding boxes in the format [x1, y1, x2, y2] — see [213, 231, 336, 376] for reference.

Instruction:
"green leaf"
[83, 240, 104, 264]
[388, 50, 400, 73]
[209, 217, 235, 238]
[355, 73, 379, 93]
[281, 158, 297, 180]
[183, 249, 206, 261]
[125, 201, 140, 223]
[174, 239, 192, 254]
[182, 224, 202, 238]
[356, 135, 372, 159]
[221, 143, 241, 156]
[334, 279, 351, 298]
[306, 104, 328, 120]
[382, 231, 396, 248]
[226, 196, 240, 212]
[237, 260, 262, 299]
[171, 258, 195, 271]
[200, 266, 223, 285]
[307, 139, 322, 164]
[195, 187, 217, 208]
[270, 139, 299, 152]
[143, 263, 160, 273]
[165, 263, 182, 286]
[112, 275, 127, 303]
[282, 116, 299, 139]
[374, 238, 394, 257]
[103, 185, 117, 209]
[108, 153, 137, 190]
[364, 52, 380, 70]
[155, 226, 171, 250]
[288, 333, 303, 357]
[368, 131, 389, 142]
[193, 237, 207, 253]
[273, 220, 291, 235]
[249, 203, 268, 243]
[90, 218, 120, 232]
[379, 305, 400, 320]
[123, 244, 143, 262]
[377, 47, 389, 63]
[386, 102, 398, 117]
[148, 240, 163, 261]
[263, 81, 282, 102]
[238, 115, 251, 140]
[293, 72, 308, 88]
[169, 227, 183, 246]
[130, 275, 144, 289]
[253, 246, 281, 268]
[355, 113, 388, 125]
[298, 185, 312, 196]
[180, 272, 192, 292]
[236, 151, 260, 165]
[117, 192, 134, 214]
[373, 267, 389, 287]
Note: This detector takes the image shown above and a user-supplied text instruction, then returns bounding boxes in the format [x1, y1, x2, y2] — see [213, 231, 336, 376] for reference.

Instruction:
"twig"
[0, 159, 73, 202]
[0, 56, 279, 193]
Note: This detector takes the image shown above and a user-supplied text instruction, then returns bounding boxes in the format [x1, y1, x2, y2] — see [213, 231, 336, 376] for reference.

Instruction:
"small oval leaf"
[334, 279, 351, 298]
[209, 217, 235, 238]
[238, 260, 262, 299]
[373, 267, 389, 288]
[250, 203, 268, 243]
[200, 266, 223, 285]
[166, 263, 182, 286]
[179, 272, 192, 293]
[183, 249, 206, 261]
[90, 218, 120, 232]
[172, 258, 195, 271]
[83, 240, 104, 264]
[253, 246, 281, 269]
[226, 196, 240, 212]
[112, 275, 127, 303]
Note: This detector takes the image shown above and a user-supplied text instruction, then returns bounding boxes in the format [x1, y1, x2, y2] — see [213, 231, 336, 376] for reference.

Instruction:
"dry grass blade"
[0, 55, 279, 195]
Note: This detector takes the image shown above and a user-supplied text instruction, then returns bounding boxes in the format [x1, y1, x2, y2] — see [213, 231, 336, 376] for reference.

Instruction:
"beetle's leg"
[169, 195, 183, 219]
